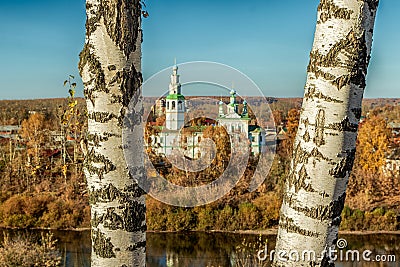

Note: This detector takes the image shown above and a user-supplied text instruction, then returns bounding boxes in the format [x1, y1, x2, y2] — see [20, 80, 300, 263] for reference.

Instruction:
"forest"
[0, 96, 399, 232]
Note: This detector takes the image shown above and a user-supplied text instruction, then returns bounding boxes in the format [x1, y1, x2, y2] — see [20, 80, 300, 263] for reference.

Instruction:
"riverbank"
[4, 226, 400, 236]
[148, 228, 400, 236]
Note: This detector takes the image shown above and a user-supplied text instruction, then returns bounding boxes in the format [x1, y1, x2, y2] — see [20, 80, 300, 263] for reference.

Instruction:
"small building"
[383, 147, 400, 176]
[388, 122, 400, 136]
[50, 131, 64, 143]
[154, 99, 166, 117]
[0, 125, 21, 140]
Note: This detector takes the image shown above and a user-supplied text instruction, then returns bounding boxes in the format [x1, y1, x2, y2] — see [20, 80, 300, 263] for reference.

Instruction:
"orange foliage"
[20, 113, 46, 164]
[356, 116, 391, 174]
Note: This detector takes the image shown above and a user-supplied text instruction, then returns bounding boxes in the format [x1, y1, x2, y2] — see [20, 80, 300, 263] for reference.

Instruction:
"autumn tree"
[155, 114, 166, 126]
[20, 112, 46, 166]
[346, 116, 393, 206]
[274, 0, 379, 266]
[281, 108, 300, 157]
[198, 125, 232, 183]
[356, 116, 390, 173]
[60, 75, 85, 180]
[79, 0, 145, 266]
[272, 110, 283, 126]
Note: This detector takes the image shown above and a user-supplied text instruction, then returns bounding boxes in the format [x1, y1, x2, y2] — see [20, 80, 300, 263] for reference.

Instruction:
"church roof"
[166, 93, 185, 100]
[249, 125, 261, 132]
[0, 125, 20, 132]
[388, 122, 400, 129]
[218, 113, 249, 120]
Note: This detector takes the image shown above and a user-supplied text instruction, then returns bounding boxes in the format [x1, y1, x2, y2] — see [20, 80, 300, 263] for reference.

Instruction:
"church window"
[172, 101, 176, 110]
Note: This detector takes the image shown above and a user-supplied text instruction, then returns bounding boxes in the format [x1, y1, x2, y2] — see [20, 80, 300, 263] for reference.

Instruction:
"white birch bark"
[273, 1, 379, 266]
[79, 0, 145, 266]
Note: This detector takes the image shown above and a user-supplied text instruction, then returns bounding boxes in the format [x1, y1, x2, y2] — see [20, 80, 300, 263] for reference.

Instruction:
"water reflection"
[0, 229, 399, 267]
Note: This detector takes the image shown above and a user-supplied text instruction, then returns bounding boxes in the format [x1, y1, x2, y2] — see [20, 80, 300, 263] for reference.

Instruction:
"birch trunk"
[78, 0, 145, 266]
[273, 1, 379, 266]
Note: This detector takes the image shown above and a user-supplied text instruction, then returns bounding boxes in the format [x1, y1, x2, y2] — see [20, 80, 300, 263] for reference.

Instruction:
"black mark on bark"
[279, 214, 320, 238]
[87, 133, 109, 147]
[365, 0, 379, 11]
[288, 165, 316, 193]
[327, 117, 358, 132]
[307, 30, 370, 91]
[92, 230, 116, 258]
[78, 43, 108, 106]
[305, 86, 344, 103]
[283, 192, 346, 222]
[318, 0, 353, 23]
[329, 148, 356, 178]
[90, 183, 145, 205]
[88, 112, 118, 123]
[314, 109, 326, 147]
[303, 131, 311, 143]
[351, 108, 362, 120]
[85, 152, 116, 180]
[100, 0, 142, 57]
[127, 241, 146, 251]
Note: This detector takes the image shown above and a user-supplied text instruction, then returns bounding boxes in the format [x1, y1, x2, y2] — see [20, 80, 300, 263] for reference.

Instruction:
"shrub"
[340, 205, 399, 231]
[0, 193, 88, 229]
[252, 192, 282, 228]
[237, 203, 260, 230]
[0, 232, 61, 267]
[195, 206, 215, 231]
[0, 195, 35, 228]
[166, 207, 195, 231]
[146, 197, 169, 231]
[214, 205, 237, 231]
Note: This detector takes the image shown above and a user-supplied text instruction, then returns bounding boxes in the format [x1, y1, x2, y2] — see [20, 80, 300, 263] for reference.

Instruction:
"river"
[0, 229, 399, 266]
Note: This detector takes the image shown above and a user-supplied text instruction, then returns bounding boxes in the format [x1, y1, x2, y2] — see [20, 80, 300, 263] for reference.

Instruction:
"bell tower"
[165, 64, 185, 130]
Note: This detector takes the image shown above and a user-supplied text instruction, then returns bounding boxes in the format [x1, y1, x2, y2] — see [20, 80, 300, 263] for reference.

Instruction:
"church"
[147, 65, 266, 159]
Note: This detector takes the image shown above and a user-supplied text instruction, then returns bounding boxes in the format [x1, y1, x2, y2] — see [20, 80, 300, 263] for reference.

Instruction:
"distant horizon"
[0, 96, 399, 101]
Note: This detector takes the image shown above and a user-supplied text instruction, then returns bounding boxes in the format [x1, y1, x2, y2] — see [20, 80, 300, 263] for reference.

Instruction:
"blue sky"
[0, 0, 399, 99]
